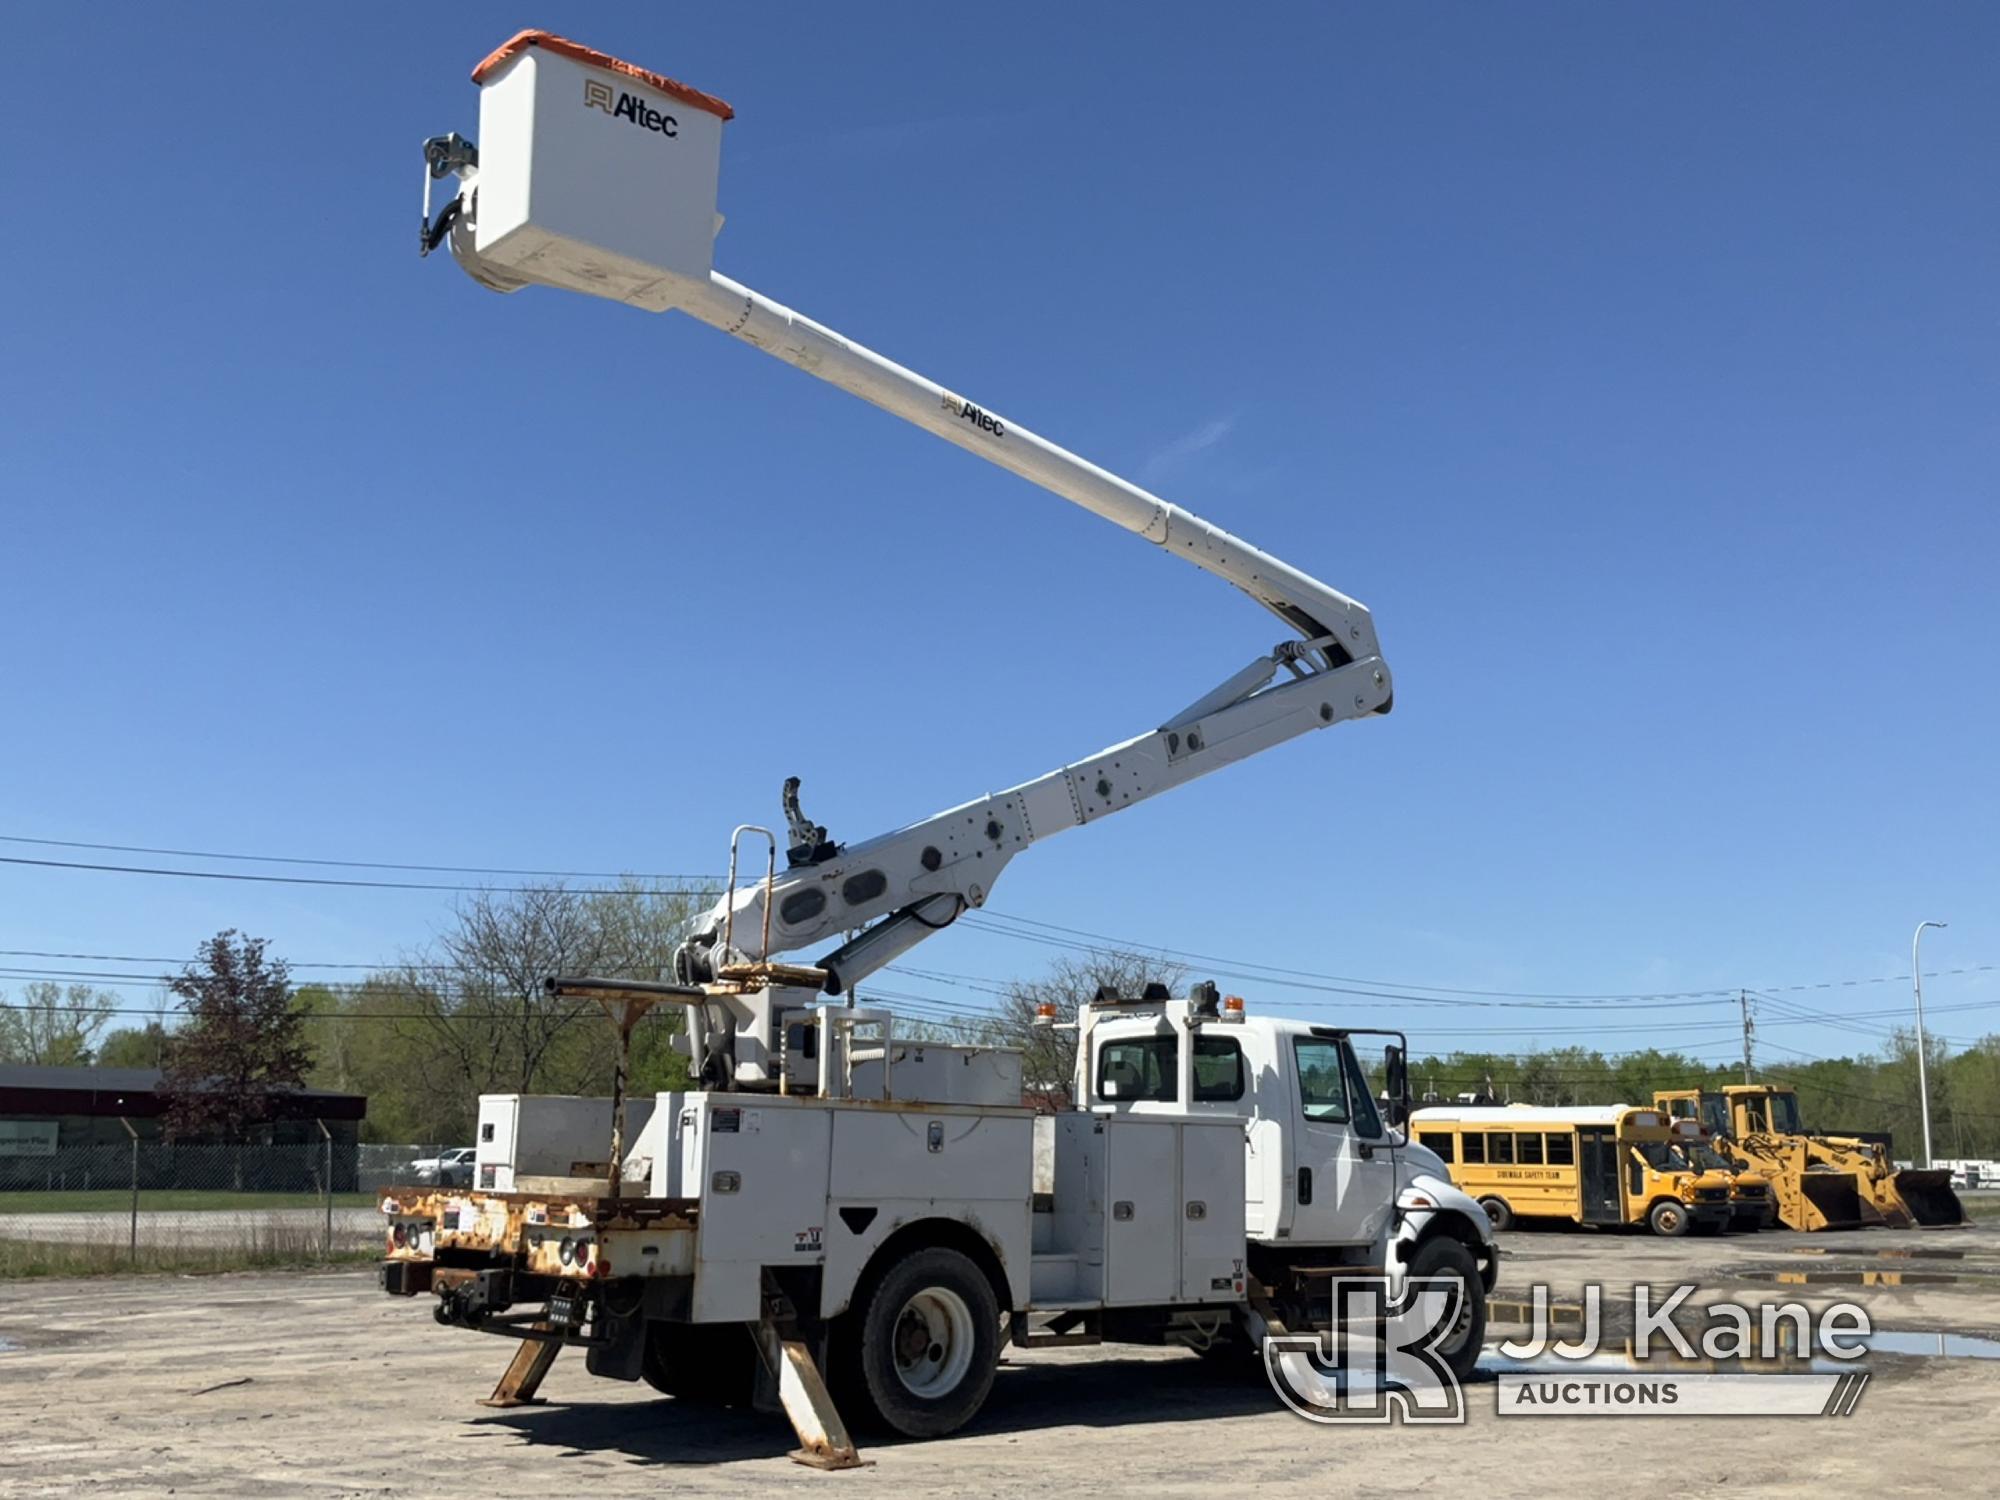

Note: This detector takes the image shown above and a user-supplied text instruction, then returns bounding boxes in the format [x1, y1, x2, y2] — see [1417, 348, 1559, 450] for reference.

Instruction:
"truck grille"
[1695, 1188, 1728, 1202]
[1738, 1184, 1766, 1198]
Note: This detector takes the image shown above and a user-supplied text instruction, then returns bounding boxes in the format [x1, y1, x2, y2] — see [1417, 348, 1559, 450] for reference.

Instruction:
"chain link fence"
[0, 1137, 467, 1274]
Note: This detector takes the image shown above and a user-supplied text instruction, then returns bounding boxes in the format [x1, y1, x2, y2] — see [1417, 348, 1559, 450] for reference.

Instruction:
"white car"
[410, 1147, 476, 1187]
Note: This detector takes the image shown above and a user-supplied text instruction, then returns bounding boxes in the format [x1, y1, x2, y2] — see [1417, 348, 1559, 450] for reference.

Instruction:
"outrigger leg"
[478, 1328, 562, 1408]
[753, 1274, 866, 1470]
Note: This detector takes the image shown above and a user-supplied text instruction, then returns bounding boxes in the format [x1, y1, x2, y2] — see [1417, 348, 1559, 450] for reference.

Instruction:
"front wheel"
[845, 1247, 1001, 1438]
[1405, 1235, 1486, 1382]
[1649, 1199, 1692, 1238]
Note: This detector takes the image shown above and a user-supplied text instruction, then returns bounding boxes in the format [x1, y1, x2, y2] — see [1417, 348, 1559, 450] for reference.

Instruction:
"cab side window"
[1462, 1133, 1485, 1164]
[1292, 1037, 1351, 1124]
[1518, 1133, 1544, 1165]
[1418, 1131, 1454, 1161]
[1192, 1036, 1245, 1102]
[1487, 1132, 1515, 1165]
[1097, 1035, 1245, 1102]
[1546, 1132, 1575, 1166]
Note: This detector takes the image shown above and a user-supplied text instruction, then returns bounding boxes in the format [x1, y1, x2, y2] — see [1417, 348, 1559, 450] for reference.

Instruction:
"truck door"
[1286, 1033, 1395, 1245]
[1577, 1128, 1622, 1223]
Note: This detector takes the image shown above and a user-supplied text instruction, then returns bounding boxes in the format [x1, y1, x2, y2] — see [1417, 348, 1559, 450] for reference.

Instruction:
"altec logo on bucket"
[584, 78, 679, 139]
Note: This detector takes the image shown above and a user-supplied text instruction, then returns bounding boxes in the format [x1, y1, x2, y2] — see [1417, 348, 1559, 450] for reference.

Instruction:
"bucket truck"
[383, 31, 1491, 1464]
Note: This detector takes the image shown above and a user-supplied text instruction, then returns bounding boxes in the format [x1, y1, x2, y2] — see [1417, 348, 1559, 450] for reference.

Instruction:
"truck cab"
[1077, 990, 1496, 1323]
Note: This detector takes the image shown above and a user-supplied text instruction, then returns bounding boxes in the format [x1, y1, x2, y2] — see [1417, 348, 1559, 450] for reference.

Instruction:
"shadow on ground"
[475, 1352, 1334, 1464]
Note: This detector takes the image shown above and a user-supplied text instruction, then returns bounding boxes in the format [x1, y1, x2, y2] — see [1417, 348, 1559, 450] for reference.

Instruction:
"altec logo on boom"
[583, 78, 678, 139]
[941, 391, 1006, 439]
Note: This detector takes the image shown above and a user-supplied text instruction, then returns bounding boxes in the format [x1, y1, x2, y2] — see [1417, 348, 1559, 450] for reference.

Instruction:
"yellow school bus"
[1409, 1104, 1735, 1237]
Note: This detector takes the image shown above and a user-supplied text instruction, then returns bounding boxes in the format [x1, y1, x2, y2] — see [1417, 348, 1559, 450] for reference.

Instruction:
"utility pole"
[1739, 990, 1754, 1085]
[1912, 921, 1946, 1169]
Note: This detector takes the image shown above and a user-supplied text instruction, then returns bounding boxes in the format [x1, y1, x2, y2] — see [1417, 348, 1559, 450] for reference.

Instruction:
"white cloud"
[1142, 414, 1235, 483]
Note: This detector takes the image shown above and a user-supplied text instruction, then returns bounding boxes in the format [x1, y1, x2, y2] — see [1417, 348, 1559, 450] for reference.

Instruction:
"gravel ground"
[0, 1223, 1995, 1497]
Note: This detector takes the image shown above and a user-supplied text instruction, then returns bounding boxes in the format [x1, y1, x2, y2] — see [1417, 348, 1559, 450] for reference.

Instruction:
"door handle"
[1296, 1166, 1313, 1205]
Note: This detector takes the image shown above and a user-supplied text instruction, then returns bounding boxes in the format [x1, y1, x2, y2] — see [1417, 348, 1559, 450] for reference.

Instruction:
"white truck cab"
[1080, 990, 1493, 1306]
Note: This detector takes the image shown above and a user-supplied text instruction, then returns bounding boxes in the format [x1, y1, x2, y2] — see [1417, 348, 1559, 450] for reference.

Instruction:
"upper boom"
[422, 30, 1393, 988]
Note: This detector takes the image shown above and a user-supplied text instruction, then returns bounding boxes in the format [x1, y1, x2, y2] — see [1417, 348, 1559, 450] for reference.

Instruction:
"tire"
[1478, 1197, 1514, 1232]
[1649, 1199, 1692, 1238]
[641, 1321, 757, 1405]
[844, 1247, 1001, 1439]
[1405, 1235, 1486, 1383]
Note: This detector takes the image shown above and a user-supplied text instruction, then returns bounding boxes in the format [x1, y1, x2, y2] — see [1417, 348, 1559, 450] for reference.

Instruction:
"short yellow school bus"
[1408, 1104, 1736, 1237]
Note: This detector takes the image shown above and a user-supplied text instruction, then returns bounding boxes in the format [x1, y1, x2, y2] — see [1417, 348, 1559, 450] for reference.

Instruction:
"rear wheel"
[642, 1321, 757, 1405]
[1478, 1197, 1514, 1232]
[1405, 1235, 1485, 1382]
[844, 1247, 1000, 1438]
[1649, 1199, 1692, 1238]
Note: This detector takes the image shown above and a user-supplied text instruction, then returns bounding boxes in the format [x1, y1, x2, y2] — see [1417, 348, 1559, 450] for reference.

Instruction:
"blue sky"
[2, 3, 1994, 1065]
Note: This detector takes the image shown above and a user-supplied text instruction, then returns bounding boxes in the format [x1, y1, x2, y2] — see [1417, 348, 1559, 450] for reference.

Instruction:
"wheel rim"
[892, 1286, 976, 1399]
[1438, 1276, 1476, 1355]
[1482, 1200, 1505, 1227]
[1659, 1206, 1682, 1232]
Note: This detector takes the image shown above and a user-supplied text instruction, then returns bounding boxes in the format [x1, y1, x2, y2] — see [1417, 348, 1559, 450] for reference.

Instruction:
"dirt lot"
[1, 1224, 1995, 1498]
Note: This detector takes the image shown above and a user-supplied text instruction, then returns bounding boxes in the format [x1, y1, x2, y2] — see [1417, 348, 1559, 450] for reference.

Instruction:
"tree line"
[10, 905, 1999, 1158]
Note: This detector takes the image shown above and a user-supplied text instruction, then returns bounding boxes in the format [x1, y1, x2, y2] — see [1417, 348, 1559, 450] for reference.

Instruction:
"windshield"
[1687, 1142, 1732, 1172]
[1770, 1092, 1802, 1134]
[1341, 1040, 1384, 1138]
[1701, 1096, 1730, 1137]
[1635, 1140, 1690, 1172]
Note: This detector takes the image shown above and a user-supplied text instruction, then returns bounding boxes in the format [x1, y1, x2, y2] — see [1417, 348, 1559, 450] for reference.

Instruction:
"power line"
[0, 833, 719, 882]
[970, 909, 2000, 1007]
[0, 854, 719, 897]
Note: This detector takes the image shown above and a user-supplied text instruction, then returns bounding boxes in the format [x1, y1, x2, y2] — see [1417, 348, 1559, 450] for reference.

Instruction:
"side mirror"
[1384, 1044, 1409, 1129]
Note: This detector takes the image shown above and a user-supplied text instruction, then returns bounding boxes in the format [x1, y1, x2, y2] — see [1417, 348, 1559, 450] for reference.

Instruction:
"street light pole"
[1911, 920, 1947, 1169]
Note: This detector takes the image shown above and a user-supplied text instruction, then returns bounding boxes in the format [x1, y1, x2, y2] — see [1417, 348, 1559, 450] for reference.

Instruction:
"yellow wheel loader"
[1653, 1086, 1965, 1231]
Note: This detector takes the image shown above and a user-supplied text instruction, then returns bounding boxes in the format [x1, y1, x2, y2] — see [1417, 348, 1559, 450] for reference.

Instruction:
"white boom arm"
[423, 32, 1392, 990]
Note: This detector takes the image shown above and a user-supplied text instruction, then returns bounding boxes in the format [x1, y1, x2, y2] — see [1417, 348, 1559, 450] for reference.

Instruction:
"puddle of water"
[1864, 1329, 2000, 1360]
[1875, 1247, 1968, 1260]
[1479, 1342, 1845, 1376]
[1736, 1269, 1977, 1287]
[1480, 1329, 2000, 1370]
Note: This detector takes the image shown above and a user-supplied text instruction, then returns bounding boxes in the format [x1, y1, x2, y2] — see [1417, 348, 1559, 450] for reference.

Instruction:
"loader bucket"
[1892, 1170, 1967, 1227]
[1788, 1171, 1866, 1232]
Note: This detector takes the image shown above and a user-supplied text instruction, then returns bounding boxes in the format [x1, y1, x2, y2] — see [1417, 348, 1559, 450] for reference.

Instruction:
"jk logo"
[1264, 1275, 1468, 1424]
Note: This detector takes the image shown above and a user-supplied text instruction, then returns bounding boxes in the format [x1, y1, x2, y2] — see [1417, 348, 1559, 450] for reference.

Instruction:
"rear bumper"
[379, 1260, 434, 1297]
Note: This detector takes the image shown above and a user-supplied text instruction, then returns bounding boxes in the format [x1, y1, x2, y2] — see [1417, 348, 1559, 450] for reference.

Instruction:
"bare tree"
[0, 981, 121, 1066]
[995, 950, 1188, 1101]
[401, 880, 707, 1104]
